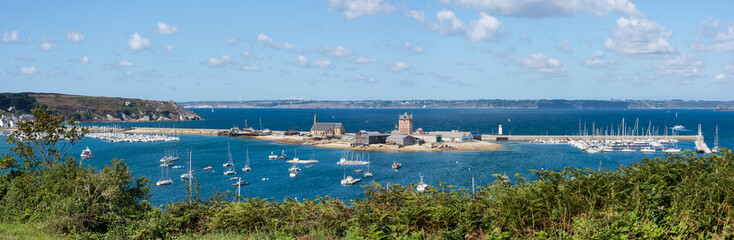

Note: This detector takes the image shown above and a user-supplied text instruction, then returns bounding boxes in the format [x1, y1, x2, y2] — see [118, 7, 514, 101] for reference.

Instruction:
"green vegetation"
[0, 92, 201, 122]
[2, 107, 734, 239]
[0, 93, 37, 113]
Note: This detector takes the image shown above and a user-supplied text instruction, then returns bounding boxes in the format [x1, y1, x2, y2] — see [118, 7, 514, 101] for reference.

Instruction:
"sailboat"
[416, 175, 428, 192]
[232, 177, 248, 186]
[180, 151, 194, 179]
[223, 143, 233, 167]
[223, 144, 236, 175]
[287, 147, 319, 163]
[363, 154, 373, 177]
[277, 150, 288, 159]
[242, 148, 252, 172]
[712, 125, 719, 153]
[156, 164, 173, 186]
[268, 151, 278, 160]
[340, 165, 361, 185]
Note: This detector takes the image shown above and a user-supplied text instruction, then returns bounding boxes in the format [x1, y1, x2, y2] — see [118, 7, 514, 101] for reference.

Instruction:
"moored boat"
[80, 147, 94, 159]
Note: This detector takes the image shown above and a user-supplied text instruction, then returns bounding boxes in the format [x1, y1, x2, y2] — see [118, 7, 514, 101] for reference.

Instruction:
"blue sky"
[1, 0, 733, 101]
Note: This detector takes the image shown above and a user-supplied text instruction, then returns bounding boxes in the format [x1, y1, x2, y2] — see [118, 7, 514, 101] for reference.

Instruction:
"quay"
[480, 134, 699, 142]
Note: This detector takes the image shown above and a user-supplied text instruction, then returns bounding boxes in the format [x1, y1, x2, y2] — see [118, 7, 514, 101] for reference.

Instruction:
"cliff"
[1, 93, 202, 122]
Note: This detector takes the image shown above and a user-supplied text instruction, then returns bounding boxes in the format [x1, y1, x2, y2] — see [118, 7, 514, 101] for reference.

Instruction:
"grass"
[0, 222, 62, 240]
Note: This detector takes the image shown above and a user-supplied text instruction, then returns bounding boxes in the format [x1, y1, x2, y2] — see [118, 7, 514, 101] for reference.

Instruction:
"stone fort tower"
[398, 112, 413, 134]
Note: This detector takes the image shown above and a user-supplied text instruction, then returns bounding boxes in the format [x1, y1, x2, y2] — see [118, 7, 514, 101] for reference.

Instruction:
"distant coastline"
[182, 99, 734, 110]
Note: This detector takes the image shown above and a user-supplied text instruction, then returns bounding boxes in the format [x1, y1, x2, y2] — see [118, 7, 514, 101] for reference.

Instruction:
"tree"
[2, 106, 87, 172]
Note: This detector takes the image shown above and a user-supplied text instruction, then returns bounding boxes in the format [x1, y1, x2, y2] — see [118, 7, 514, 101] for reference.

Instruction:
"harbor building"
[386, 134, 419, 146]
[354, 133, 389, 146]
[412, 134, 441, 143]
[310, 113, 344, 137]
[398, 113, 413, 134]
[425, 130, 473, 142]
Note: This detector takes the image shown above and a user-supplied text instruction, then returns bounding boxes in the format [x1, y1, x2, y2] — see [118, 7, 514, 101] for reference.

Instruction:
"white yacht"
[242, 148, 251, 172]
[180, 151, 194, 180]
[80, 147, 94, 159]
[416, 175, 428, 192]
[340, 166, 361, 185]
[223, 143, 234, 167]
[663, 147, 681, 153]
[156, 165, 173, 186]
[640, 147, 656, 153]
[268, 151, 278, 160]
[585, 147, 601, 153]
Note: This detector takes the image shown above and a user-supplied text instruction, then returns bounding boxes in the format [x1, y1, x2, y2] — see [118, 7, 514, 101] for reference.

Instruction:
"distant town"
[183, 99, 734, 110]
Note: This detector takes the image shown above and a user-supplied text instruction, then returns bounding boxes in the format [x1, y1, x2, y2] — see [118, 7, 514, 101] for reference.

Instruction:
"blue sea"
[1, 108, 732, 206]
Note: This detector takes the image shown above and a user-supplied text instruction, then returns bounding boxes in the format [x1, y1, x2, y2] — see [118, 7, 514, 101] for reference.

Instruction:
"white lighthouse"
[498, 124, 503, 135]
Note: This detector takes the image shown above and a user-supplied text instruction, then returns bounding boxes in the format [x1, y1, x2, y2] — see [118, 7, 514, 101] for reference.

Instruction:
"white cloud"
[2, 30, 20, 42]
[354, 74, 377, 83]
[320, 46, 353, 58]
[585, 50, 618, 69]
[692, 24, 734, 52]
[128, 32, 151, 52]
[257, 33, 295, 50]
[242, 65, 261, 71]
[19, 66, 37, 75]
[79, 56, 90, 63]
[519, 53, 566, 77]
[656, 54, 703, 80]
[66, 31, 85, 42]
[311, 59, 332, 68]
[556, 40, 572, 53]
[15, 54, 34, 61]
[296, 56, 332, 68]
[166, 45, 175, 53]
[118, 60, 134, 67]
[297, 56, 308, 66]
[408, 10, 464, 35]
[388, 61, 411, 72]
[327, 0, 395, 19]
[467, 12, 502, 42]
[408, 10, 502, 42]
[711, 74, 726, 84]
[435, 10, 465, 35]
[206, 55, 232, 67]
[154, 22, 178, 34]
[403, 42, 425, 54]
[443, 0, 641, 18]
[605, 17, 675, 55]
[351, 56, 379, 64]
[225, 37, 237, 45]
[39, 38, 57, 51]
[170, 73, 180, 78]
[47, 69, 66, 78]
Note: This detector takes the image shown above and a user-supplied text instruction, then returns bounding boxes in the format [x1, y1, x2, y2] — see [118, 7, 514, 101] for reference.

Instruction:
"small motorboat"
[416, 175, 428, 192]
[232, 180, 248, 186]
[80, 147, 94, 159]
[203, 166, 213, 171]
[392, 161, 402, 170]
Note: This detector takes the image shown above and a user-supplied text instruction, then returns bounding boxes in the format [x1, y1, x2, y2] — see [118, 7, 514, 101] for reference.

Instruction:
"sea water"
[1, 108, 732, 205]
